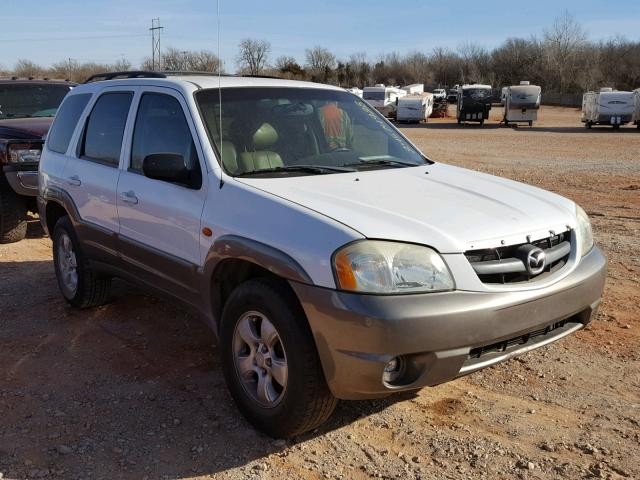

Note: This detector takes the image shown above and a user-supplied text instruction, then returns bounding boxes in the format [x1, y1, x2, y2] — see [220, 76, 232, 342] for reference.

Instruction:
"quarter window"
[47, 93, 91, 154]
[81, 92, 133, 166]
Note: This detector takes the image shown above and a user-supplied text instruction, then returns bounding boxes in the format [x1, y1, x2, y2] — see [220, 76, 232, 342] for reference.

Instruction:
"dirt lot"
[0, 106, 638, 480]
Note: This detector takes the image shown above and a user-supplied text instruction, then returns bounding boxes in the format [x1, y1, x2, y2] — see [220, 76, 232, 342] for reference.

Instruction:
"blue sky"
[2, 0, 639, 70]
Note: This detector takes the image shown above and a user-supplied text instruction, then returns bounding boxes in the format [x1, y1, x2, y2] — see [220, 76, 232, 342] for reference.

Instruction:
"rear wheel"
[613, 124, 620, 130]
[52, 216, 111, 308]
[220, 278, 337, 438]
[586, 122, 592, 129]
[0, 179, 28, 244]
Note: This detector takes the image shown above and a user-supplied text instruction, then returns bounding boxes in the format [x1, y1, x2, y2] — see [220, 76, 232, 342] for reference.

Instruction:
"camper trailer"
[457, 84, 493, 125]
[402, 83, 424, 95]
[632, 89, 640, 129]
[503, 81, 542, 127]
[346, 87, 363, 98]
[396, 93, 434, 123]
[363, 84, 407, 118]
[581, 88, 634, 129]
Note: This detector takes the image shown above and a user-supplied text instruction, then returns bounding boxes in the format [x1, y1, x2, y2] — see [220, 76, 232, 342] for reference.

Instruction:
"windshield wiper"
[236, 164, 356, 177]
[343, 157, 418, 168]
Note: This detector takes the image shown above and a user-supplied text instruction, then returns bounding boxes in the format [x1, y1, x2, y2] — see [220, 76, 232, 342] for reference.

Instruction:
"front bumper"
[292, 246, 607, 400]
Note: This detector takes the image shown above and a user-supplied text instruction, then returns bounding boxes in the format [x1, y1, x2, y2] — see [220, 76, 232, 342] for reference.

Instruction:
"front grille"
[468, 319, 570, 359]
[465, 231, 571, 284]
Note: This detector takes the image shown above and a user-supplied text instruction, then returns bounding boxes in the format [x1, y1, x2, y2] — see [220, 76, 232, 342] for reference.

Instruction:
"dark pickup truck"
[0, 78, 75, 242]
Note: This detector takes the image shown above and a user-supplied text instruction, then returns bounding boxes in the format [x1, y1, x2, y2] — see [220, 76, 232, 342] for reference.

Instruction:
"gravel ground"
[0, 106, 638, 480]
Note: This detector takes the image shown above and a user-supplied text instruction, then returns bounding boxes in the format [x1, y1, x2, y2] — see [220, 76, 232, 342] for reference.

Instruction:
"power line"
[0, 33, 149, 43]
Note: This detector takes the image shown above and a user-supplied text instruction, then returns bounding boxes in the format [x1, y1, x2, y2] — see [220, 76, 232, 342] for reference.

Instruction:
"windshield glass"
[0, 84, 72, 119]
[363, 91, 385, 101]
[196, 87, 429, 177]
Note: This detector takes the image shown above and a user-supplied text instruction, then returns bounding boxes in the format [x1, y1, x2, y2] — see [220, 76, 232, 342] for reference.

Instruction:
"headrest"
[252, 122, 278, 149]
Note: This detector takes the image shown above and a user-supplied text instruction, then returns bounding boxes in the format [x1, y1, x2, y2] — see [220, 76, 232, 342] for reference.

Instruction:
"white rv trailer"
[581, 88, 635, 129]
[503, 81, 542, 127]
[346, 87, 363, 98]
[632, 89, 640, 129]
[396, 93, 434, 123]
[363, 84, 407, 118]
[402, 83, 424, 95]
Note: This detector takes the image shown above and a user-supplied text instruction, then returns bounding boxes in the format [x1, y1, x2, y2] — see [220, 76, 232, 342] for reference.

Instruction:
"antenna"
[150, 18, 164, 71]
[217, 0, 224, 188]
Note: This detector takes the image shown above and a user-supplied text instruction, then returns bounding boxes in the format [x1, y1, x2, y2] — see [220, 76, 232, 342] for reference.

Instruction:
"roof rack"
[84, 71, 167, 83]
[83, 70, 287, 84]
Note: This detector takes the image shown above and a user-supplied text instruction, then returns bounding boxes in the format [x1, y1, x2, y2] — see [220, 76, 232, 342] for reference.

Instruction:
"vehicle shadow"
[408, 122, 503, 130]
[25, 216, 46, 239]
[0, 258, 415, 479]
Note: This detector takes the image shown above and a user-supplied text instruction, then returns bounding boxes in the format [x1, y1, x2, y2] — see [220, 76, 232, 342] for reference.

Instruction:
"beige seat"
[219, 140, 239, 174]
[238, 123, 283, 172]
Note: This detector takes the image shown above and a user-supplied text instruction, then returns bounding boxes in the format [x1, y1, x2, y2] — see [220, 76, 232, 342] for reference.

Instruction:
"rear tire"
[613, 124, 620, 130]
[0, 179, 28, 244]
[220, 278, 337, 438]
[52, 216, 111, 308]
[586, 122, 592, 129]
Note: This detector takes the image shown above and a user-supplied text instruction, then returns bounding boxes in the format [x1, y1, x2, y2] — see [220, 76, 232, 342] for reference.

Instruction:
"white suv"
[38, 72, 606, 438]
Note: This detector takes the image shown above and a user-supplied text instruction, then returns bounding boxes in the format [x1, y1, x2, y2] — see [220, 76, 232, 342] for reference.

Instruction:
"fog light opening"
[383, 356, 405, 385]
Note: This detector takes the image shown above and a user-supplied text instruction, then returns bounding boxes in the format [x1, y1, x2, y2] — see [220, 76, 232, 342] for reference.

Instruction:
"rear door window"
[80, 92, 133, 166]
[47, 93, 91, 154]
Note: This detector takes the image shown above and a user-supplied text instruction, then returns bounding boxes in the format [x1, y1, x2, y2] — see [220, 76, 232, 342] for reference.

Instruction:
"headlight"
[333, 240, 454, 294]
[9, 146, 42, 163]
[576, 204, 594, 256]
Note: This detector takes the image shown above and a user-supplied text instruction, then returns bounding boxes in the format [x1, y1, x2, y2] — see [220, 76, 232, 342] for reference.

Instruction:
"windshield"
[196, 87, 429, 177]
[363, 91, 385, 101]
[0, 84, 72, 119]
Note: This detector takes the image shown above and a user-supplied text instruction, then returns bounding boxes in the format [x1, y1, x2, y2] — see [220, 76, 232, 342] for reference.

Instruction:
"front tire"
[52, 216, 111, 308]
[0, 179, 28, 244]
[220, 278, 337, 438]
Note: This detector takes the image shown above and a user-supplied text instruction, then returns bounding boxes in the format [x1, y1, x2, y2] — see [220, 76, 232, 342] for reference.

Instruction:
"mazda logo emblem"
[525, 247, 546, 275]
[516, 244, 547, 276]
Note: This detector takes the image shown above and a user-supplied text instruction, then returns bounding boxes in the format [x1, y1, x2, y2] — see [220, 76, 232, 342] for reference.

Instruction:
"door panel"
[62, 89, 134, 259]
[116, 89, 207, 288]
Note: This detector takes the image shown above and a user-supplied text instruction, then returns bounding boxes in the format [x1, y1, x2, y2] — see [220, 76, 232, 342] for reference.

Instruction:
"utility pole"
[150, 18, 163, 70]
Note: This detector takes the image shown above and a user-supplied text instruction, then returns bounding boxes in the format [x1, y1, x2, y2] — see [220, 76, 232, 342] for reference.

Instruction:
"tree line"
[2, 12, 639, 93]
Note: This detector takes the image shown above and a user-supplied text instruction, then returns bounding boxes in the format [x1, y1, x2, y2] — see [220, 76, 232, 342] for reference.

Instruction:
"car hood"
[236, 163, 578, 253]
[0, 117, 53, 140]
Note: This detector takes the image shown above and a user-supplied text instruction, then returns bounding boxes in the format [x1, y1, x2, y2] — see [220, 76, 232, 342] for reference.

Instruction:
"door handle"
[67, 175, 81, 186]
[120, 190, 138, 205]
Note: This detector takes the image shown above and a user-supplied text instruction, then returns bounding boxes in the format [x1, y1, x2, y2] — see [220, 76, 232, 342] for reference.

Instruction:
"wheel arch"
[203, 235, 313, 332]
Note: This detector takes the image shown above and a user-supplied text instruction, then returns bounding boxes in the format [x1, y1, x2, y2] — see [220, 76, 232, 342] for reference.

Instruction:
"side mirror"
[142, 153, 189, 184]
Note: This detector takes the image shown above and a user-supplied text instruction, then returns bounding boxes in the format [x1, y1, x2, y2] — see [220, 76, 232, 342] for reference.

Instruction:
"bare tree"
[236, 38, 271, 75]
[275, 56, 304, 78]
[13, 60, 44, 78]
[305, 46, 336, 82]
[543, 11, 588, 92]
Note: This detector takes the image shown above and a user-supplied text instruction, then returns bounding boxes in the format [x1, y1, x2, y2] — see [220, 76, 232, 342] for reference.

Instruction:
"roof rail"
[84, 71, 167, 83]
[83, 70, 287, 84]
